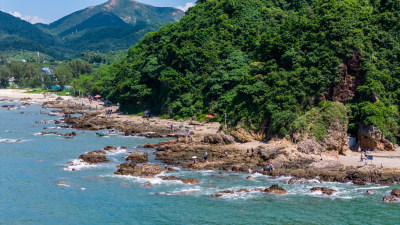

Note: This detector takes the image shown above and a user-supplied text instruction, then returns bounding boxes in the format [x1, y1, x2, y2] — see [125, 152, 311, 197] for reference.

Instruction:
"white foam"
[0, 138, 25, 143]
[64, 159, 98, 171]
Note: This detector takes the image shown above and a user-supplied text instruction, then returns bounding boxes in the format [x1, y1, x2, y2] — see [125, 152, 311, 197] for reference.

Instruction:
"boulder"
[104, 146, 117, 151]
[137, 144, 156, 148]
[181, 178, 199, 184]
[310, 187, 337, 196]
[358, 124, 395, 151]
[114, 163, 164, 178]
[263, 184, 288, 195]
[126, 152, 148, 163]
[164, 166, 178, 172]
[353, 180, 366, 186]
[211, 194, 223, 198]
[391, 189, 400, 198]
[383, 196, 399, 203]
[203, 134, 235, 145]
[79, 151, 109, 164]
[230, 126, 253, 143]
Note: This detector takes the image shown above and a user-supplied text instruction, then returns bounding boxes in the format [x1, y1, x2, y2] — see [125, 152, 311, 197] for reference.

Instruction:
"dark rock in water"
[137, 143, 156, 148]
[164, 166, 178, 172]
[79, 151, 109, 164]
[159, 176, 199, 184]
[383, 196, 399, 203]
[238, 189, 251, 193]
[181, 178, 199, 184]
[246, 176, 254, 180]
[114, 163, 163, 178]
[353, 180, 366, 185]
[219, 190, 235, 194]
[159, 176, 181, 181]
[391, 189, 400, 198]
[263, 184, 288, 195]
[365, 190, 374, 195]
[211, 194, 223, 198]
[126, 152, 148, 163]
[104, 146, 117, 151]
[310, 187, 337, 196]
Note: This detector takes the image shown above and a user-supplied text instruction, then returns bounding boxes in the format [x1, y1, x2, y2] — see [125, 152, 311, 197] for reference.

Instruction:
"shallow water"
[0, 101, 399, 224]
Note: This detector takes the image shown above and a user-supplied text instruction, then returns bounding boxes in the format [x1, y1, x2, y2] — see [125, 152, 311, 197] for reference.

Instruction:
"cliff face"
[325, 50, 365, 103]
[358, 124, 395, 151]
[292, 102, 349, 156]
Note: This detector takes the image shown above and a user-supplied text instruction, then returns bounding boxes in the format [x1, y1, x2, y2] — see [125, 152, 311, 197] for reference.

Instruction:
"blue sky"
[0, 0, 195, 24]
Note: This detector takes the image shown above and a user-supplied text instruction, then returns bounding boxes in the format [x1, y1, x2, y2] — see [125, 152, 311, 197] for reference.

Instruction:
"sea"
[0, 100, 399, 225]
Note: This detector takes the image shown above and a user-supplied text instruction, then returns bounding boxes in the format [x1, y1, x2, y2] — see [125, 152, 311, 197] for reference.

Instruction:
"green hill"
[79, 0, 400, 144]
[0, 11, 66, 58]
[42, 0, 184, 36]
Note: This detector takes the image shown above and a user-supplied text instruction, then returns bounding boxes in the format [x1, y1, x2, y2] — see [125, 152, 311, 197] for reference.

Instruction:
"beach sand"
[0, 89, 73, 102]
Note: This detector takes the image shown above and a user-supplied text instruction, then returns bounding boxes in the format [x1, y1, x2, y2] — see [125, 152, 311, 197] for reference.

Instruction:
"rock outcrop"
[126, 152, 148, 163]
[114, 163, 164, 178]
[358, 124, 395, 151]
[79, 151, 109, 164]
[230, 126, 253, 143]
[383, 189, 400, 203]
[263, 184, 288, 195]
[159, 176, 199, 184]
[310, 187, 336, 196]
[203, 134, 235, 145]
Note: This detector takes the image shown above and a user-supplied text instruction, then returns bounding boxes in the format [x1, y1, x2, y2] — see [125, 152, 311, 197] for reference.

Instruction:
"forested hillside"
[74, 0, 400, 144]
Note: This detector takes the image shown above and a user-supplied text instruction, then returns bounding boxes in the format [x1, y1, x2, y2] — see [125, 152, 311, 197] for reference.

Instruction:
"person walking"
[203, 151, 208, 162]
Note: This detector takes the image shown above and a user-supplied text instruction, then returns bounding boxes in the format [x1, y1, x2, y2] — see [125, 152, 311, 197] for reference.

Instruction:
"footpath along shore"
[2, 89, 400, 187]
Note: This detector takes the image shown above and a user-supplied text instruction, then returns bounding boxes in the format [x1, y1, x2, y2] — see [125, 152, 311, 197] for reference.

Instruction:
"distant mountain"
[0, 0, 185, 58]
[41, 0, 184, 36]
[0, 11, 65, 58]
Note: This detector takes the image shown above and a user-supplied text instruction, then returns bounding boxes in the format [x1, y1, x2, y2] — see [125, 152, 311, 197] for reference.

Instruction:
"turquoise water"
[1, 101, 399, 225]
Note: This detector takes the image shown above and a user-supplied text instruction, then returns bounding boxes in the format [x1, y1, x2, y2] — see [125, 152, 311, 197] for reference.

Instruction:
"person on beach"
[267, 165, 270, 172]
[381, 163, 383, 169]
[361, 153, 364, 162]
[192, 156, 197, 164]
[203, 151, 208, 161]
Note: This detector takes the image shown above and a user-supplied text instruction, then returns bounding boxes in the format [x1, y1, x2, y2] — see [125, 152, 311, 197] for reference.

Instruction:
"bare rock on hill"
[114, 163, 163, 178]
[310, 187, 336, 196]
[358, 124, 395, 151]
[230, 126, 253, 143]
[126, 152, 148, 163]
[79, 151, 109, 164]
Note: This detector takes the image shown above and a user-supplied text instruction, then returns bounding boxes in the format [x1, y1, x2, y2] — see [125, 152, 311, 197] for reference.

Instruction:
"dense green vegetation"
[75, 0, 400, 143]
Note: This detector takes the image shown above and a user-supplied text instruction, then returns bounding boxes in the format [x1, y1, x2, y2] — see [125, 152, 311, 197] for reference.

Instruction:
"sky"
[0, 0, 196, 24]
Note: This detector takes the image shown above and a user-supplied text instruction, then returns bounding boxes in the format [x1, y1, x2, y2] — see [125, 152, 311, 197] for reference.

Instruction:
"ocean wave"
[64, 159, 98, 171]
[0, 138, 25, 143]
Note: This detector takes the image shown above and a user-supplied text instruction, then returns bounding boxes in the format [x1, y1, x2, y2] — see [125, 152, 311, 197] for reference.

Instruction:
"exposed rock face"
[79, 151, 109, 164]
[263, 184, 288, 195]
[325, 50, 364, 103]
[203, 134, 235, 145]
[310, 187, 337, 196]
[230, 126, 253, 143]
[114, 163, 163, 178]
[358, 124, 395, 151]
[126, 152, 148, 163]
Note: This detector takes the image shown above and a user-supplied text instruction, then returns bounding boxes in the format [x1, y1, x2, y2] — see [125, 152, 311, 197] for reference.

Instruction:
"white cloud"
[177, 2, 195, 12]
[5, 10, 49, 24]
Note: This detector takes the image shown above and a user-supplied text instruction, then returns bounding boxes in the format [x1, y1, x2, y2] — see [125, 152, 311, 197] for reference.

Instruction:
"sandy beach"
[0, 89, 74, 102]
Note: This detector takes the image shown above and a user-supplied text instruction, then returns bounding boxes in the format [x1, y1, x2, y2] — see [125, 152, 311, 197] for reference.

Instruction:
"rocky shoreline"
[45, 100, 400, 189]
